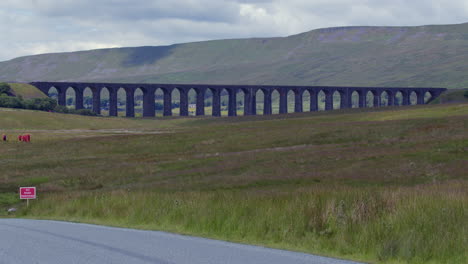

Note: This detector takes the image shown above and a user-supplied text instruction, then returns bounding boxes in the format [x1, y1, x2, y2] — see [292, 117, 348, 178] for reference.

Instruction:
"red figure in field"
[18, 134, 31, 142]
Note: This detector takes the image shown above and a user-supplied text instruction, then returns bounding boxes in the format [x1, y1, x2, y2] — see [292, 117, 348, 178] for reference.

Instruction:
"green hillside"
[430, 89, 468, 104]
[1, 23, 468, 88]
[8, 83, 46, 99]
[1, 103, 467, 263]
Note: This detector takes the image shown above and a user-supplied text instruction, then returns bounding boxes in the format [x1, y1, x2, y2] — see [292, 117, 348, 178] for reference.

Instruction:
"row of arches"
[49, 86, 436, 117]
[31, 82, 445, 118]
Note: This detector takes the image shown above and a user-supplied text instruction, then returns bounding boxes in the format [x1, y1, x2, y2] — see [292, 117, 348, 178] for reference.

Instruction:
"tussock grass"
[22, 183, 467, 263]
[0, 192, 18, 216]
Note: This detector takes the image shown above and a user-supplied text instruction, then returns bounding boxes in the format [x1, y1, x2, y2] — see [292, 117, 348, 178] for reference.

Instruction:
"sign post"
[20, 187, 36, 207]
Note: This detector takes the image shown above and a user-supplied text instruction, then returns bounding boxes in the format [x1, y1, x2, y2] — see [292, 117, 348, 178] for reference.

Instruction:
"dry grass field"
[1, 103, 467, 263]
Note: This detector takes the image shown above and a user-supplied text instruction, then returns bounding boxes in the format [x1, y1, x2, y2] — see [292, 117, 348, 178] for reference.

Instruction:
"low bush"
[24, 98, 57, 111]
[52, 106, 98, 116]
[53, 105, 69, 113]
[72, 109, 98, 116]
[0, 93, 57, 112]
[0, 91, 97, 116]
[0, 82, 11, 96]
[0, 94, 23, 108]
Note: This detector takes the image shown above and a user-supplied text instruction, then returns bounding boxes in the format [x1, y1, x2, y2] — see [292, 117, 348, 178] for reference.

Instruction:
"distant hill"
[1, 23, 468, 88]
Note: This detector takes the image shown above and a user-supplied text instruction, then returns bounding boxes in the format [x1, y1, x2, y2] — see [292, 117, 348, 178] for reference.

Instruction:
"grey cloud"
[27, 0, 242, 23]
[0, 0, 467, 61]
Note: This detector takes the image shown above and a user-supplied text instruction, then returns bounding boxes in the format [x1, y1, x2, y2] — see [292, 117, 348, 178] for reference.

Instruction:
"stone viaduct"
[30, 82, 447, 117]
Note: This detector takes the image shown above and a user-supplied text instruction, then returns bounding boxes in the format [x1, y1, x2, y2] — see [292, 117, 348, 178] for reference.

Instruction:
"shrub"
[73, 109, 98, 116]
[53, 106, 98, 116]
[0, 95, 24, 108]
[0, 87, 98, 116]
[54, 105, 69, 113]
[0, 83, 11, 96]
[464, 90, 468, 98]
[24, 98, 57, 111]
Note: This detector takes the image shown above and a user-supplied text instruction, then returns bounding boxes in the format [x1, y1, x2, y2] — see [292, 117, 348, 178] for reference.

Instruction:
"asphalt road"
[0, 219, 363, 264]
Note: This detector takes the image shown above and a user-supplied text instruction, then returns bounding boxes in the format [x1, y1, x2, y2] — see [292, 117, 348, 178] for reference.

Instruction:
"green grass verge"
[21, 184, 467, 264]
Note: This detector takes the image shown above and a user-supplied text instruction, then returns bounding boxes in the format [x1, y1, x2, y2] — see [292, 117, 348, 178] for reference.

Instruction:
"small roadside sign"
[20, 187, 36, 199]
[20, 187, 36, 207]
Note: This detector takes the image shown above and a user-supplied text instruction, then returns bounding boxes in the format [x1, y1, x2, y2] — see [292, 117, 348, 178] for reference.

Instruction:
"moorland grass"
[1, 103, 467, 263]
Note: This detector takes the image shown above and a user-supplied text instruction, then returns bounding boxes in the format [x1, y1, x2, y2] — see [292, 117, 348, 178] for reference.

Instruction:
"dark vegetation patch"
[122, 45, 176, 67]
[0, 83, 14, 96]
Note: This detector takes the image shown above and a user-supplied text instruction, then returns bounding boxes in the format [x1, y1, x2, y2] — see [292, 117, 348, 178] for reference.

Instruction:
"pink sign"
[20, 187, 36, 199]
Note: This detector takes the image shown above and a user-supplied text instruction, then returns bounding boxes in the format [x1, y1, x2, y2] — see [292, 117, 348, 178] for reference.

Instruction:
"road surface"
[0, 219, 363, 264]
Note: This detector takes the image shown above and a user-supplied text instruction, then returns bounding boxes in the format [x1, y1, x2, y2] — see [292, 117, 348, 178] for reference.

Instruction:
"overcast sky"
[1, 0, 467, 61]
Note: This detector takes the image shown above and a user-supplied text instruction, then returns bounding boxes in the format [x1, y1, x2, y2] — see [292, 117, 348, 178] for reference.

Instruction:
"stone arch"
[220, 88, 229, 116]
[133, 88, 144, 117]
[48, 86, 59, 101]
[154, 88, 164, 117]
[332, 90, 341, 110]
[204, 88, 214, 116]
[302, 90, 311, 112]
[171, 88, 181, 116]
[366, 91, 374, 107]
[236, 88, 247, 116]
[410, 91, 418, 105]
[65, 86, 77, 109]
[380, 91, 390, 106]
[271, 89, 280, 114]
[117, 87, 126, 116]
[317, 90, 326, 111]
[255, 89, 265, 115]
[351, 90, 360, 108]
[83, 87, 93, 109]
[100, 87, 110, 115]
[188, 88, 197, 116]
[394, 91, 403, 106]
[424, 91, 433, 103]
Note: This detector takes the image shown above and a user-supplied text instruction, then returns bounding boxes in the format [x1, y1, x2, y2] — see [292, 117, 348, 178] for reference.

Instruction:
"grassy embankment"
[0, 103, 467, 263]
[431, 89, 468, 104]
[8, 83, 47, 99]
